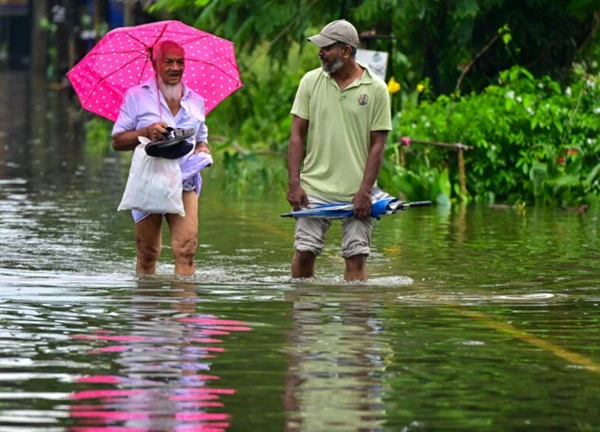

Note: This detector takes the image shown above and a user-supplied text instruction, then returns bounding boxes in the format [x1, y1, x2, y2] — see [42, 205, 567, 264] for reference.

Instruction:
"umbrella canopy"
[281, 198, 432, 220]
[67, 20, 242, 121]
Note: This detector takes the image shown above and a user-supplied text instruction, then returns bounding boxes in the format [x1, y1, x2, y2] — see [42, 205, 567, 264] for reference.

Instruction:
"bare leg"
[344, 254, 367, 281]
[135, 214, 163, 274]
[166, 190, 198, 275]
[291, 250, 316, 279]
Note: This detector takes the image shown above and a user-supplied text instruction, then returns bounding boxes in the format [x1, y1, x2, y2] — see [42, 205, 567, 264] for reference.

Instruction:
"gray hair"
[336, 41, 357, 57]
[151, 40, 185, 63]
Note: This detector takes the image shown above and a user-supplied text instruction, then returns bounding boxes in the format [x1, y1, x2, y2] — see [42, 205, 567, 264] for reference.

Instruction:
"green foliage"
[208, 42, 314, 152]
[84, 117, 113, 158]
[220, 150, 287, 197]
[138, 1, 600, 204]
[380, 159, 453, 206]
[204, 42, 318, 196]
[385, 65, 600, 206]
[150, 0, 341, 61]
[144, 0, 600, 141]
[352, 0, 597, 94]
[380, 120, 453, 205]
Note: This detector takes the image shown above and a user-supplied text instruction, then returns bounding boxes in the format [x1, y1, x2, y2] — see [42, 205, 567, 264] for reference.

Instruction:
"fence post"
[399, 137, 410, 167]
[400, 137, 472, 200]
[458, 148, 467, 197]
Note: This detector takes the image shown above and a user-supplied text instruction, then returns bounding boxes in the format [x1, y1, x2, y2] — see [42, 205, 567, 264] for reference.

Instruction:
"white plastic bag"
[118, 138, 184, 216]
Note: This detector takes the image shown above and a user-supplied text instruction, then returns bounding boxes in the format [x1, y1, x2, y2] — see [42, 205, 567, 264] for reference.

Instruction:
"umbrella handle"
[402, 201, 433, 208]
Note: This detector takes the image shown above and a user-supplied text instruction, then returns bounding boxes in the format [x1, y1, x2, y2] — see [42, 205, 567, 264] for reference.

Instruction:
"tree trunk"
[31, 0, 48, 76]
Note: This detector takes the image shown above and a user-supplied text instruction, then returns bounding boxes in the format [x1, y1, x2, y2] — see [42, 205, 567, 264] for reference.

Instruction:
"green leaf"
[584, 163, 600, 187]
[549, 82, 562, 94]
[531, 117, 538, 130]
[554, 120, 564, 133]
[551, 175, 580, 192]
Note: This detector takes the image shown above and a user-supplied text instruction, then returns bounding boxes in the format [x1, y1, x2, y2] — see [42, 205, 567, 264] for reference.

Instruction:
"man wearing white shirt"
[112, 40, 211, 276]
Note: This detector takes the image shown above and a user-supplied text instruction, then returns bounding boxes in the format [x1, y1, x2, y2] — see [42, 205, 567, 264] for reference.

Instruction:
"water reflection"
[0, 72, 88, 183]
[284, 285, 392, 431]
[1, 70, 600, 431]
[69, 280, 250, 431]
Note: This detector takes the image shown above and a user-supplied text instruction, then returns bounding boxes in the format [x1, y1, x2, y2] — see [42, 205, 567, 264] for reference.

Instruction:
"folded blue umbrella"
[281, 197, 432, 220]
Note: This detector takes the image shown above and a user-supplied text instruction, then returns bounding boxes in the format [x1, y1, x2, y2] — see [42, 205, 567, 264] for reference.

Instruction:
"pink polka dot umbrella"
[66, 20, 243, 122]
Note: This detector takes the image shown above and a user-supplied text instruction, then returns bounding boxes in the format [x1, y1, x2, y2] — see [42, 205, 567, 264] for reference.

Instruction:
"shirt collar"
[356, 61, 375, 84]
[322, 60, 375, 85]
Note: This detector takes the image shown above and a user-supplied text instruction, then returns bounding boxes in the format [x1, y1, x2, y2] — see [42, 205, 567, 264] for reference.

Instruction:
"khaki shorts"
[294, 195, 375, 258]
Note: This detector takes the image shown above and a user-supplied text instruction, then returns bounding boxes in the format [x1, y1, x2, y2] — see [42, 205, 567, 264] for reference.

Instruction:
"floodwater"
[0, 71, 599, 431]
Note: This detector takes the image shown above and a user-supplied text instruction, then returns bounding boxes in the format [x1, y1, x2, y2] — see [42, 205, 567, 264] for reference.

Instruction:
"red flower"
[557, 156, 564, 164]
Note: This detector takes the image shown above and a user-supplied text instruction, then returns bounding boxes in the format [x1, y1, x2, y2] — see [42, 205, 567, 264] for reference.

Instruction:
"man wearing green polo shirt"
[286, 19, 392, 281]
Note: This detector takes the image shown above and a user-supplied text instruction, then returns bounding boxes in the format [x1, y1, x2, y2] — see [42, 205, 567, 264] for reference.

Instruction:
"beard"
[321, 57, 344, 74]
[158, 78, 183, 103]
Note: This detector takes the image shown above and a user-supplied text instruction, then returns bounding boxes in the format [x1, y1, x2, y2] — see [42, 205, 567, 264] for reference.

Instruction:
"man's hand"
[146, 122, 169, 141]
[287, 184, 309, 210]
[194, 142, 210, 154]
[352, 188, 372, 219]
[113, 122, 168, 151]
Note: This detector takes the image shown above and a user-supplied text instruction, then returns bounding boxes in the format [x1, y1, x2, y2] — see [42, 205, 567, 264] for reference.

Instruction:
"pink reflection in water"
[73, 389, 147, 399]
[75, 335, 225, 344]
[192, 330, 230, 336]
[77, 375, 219, 384]
[73, 335, 148, 342]
[72, 401, 224, 410]
[168, 394, 221, 401]
[70, 427, 229, 432]
[178, 318, 247, 326]
[69, 311, 251, 430]
[71, 411, 229, 421]
[175, 425, 231, 432]
[88, 345, 218, 357]
[70, 428, 146, 432]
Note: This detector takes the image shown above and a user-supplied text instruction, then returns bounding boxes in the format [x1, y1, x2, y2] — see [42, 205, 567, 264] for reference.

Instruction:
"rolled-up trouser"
[294, 194, 376, 258]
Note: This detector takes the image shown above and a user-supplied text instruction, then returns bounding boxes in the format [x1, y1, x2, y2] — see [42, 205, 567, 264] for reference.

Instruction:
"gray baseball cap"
[307, 19, 360, 48]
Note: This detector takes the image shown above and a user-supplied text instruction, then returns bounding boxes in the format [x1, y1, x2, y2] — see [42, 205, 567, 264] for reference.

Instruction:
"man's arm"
[193, 120, 210, 154]
[352, 130, 389, 219]
[286, 115, 310, 210]
[112, 122, 169, 151]
[194, 141, 210, 154]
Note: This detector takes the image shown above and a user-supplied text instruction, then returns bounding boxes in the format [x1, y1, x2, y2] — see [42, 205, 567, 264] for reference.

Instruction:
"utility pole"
[31, 0, 48, 76]
[124, 0, 133, 26]
[66, 0, 75, 69]
[93, 0, 101, 43]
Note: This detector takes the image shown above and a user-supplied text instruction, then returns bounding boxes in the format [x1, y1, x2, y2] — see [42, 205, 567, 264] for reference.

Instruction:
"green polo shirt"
[290, 63, 392, 202]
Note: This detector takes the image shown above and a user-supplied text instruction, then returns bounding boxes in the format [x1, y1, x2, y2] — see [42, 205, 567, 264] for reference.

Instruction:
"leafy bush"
[220, 150, 287, 197]
[381, 66, 600, 206]
[206, 42, 317, 196]
[84, 117, 113, 157]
